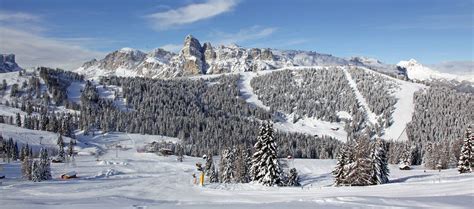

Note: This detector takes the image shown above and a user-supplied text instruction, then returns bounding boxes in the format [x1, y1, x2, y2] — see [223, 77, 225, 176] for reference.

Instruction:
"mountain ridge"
[75, 35, 408, 79]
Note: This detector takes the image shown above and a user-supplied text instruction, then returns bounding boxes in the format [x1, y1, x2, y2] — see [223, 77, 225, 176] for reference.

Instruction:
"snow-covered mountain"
[75, 35, 407, 79]
[397, 59, 474, 82]
[349, 56, 407, 78]
[0, 54, 22, 73]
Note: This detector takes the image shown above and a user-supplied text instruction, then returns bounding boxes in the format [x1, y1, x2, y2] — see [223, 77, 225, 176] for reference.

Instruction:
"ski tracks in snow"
[342, 67, 378, 125]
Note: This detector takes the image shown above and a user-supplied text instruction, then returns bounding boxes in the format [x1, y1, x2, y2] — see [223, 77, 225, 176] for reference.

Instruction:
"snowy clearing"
[1, 130, 472, 209]
[67, 81, 85, 104]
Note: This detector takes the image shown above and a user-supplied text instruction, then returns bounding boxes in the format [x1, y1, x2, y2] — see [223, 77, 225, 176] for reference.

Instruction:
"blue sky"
[0, 0, 472, 69]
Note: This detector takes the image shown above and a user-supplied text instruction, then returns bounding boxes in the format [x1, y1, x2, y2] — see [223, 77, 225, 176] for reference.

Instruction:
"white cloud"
[0, 10, 105, 70]
[0, 11, 40, 22]
[209, 26, 277, 46]
[147, 0, 239, 30]
[428, 61, 474, 75]
[160, 44, 182, 53]
[0, 26, 104, 70]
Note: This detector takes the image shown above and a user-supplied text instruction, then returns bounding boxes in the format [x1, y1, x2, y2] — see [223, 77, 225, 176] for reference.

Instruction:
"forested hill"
[1, 62, 472, 170]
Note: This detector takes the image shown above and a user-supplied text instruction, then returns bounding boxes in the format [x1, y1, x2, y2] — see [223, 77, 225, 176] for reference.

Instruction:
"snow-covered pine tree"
[371, 139, 389, 184]
[204, 153, 213, 176]
[423, 142, 436, 169]
[15, 113, 21, 127]
[209, 163, 219, 183]
[333, 145, 349, 186]
[234, 145, 251, 183]
[287, 168, 300, 186]
[21, 155, 32, 180]
[67, 140, 74, 158]
[20, 145, 26, 161]
[31, 160, 41, 182]
[13, 141, 19, 161]
[39, 148, 52, 180]
[458, 125, 473, 173]
[219, 148, 235, 183]
[344, 158, 373, 186]
[250, 121, 281, 186]
[57, 135, 65, 162]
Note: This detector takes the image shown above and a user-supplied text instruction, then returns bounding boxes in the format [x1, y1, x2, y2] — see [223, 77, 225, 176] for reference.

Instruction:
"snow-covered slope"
[398, 59, 474, 82]
[349, 56, 407, 78]
[0, 129, 472, 208]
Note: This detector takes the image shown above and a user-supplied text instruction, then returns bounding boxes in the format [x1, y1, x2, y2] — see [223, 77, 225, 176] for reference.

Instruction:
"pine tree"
[234, 146, 251, 183]
[344, 158, 373, 186]
[250, 121, 281, 186]
[371, 139, 389, 184]
[219, 148, 235, 183]
[204, 153, 213, 176]
[15, 113, 21, 127]
[286, 168, 300, 186]
[20, 145, 26, 161]
[67, 140, 74, 158]
[57, 135, 65, 162]
[333, 145, 348, 186]
[209, 163, 219, 183]
[31, 160, 41, 182]
[458, 125, 473, 173]
[12, 141, 19, 161]
[21, 155, 32, 180]
[39, 148, 52, 180]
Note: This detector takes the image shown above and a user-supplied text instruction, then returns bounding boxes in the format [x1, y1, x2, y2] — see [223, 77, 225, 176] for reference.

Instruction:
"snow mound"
[96, 169, 123, 178]
[97, 160, 128, 166]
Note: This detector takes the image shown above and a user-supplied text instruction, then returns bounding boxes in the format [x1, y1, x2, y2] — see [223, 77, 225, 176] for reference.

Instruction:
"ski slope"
[342, 67, 378, 125]
[238, 68, 347, 141]
[358, 67, 426, 141]
[0, 129, 473, 209]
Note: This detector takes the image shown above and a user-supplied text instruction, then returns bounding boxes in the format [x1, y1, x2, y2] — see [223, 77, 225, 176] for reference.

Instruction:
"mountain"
[349, 56, 407, 78]
[0, 54, 22, 73]
[397, 59, 474, 82]
[76, 35, 407, 79]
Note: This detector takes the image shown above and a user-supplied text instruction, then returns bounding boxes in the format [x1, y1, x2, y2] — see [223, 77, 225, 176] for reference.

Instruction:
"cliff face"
[0, 54, 22, 73]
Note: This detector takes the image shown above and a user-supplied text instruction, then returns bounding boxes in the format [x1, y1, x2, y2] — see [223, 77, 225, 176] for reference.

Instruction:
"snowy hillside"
[398, 59, 474, 82]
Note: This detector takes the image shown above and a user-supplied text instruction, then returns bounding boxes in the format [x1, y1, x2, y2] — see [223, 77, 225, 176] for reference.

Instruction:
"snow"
[67, 81, 85, 104]
[0, 123, 76, 151]
[273, 113, 347, 141]
[336, 111, 352, 120]
[96, 84, 131, 112]
[0, 129, 472, 208]
[342, 67, 378, 125]
[238, 72, 270, 111]
[357, 67, 427, 141]
[383, 79, 425, 141]
[398, 59, 474, 83]
[119, 47, 140, 54]
[238, 68, 347, 141]
[0, 104, 26, 117]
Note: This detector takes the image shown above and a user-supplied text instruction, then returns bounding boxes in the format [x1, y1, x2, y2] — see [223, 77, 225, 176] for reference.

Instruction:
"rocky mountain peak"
[0, 54, 22, 73]
[181, 34, 205, 75]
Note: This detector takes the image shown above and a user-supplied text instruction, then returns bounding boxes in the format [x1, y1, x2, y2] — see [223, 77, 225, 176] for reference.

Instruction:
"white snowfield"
[0, 129, 473, 209]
